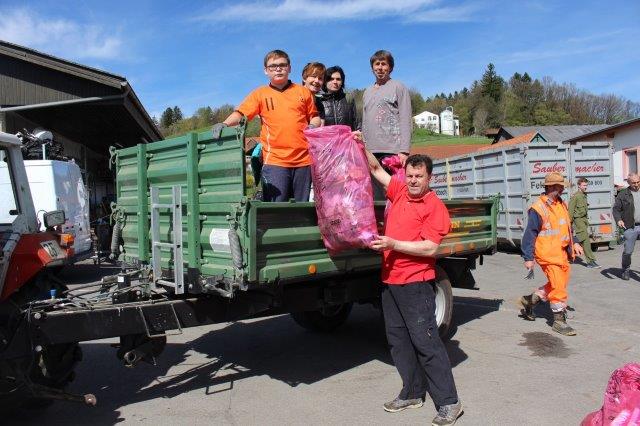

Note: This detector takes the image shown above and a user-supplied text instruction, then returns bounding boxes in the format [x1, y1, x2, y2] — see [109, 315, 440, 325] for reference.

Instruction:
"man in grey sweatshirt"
[362, 50, 412, 167]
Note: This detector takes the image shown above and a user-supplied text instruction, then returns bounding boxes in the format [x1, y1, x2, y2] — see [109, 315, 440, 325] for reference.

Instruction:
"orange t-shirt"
[237, 81, 318, 167]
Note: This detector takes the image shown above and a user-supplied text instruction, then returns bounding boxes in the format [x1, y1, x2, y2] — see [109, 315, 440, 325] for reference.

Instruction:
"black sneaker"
[586, 261, 601, 269]
[622, 269, 630, 280]
[432, 401, 463, 426]
[383, 397, 423, 413]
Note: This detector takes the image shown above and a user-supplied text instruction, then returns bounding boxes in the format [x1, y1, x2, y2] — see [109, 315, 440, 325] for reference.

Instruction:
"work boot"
[552, 311, 576, 336]
[621, 269, 630, 281]
[383, 397, 423, 413]
[432, 400, 463, 426]
[519, 293, 540, 320]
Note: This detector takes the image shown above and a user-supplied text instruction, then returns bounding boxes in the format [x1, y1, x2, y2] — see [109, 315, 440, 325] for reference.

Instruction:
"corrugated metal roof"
[563, 117, 640, 142]
[479, 131, 539, 151]
[0, 40, 125, 88]
[501, 125, 609, 142]
[0, 40, 162, 148]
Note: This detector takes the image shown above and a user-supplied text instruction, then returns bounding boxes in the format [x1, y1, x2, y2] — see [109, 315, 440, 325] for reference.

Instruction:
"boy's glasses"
[266, 63, 289, 71]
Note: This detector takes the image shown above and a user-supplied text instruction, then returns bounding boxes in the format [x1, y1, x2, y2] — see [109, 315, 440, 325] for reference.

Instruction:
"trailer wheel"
[290, 302, 353, 332]
[434, 266, 454, 339]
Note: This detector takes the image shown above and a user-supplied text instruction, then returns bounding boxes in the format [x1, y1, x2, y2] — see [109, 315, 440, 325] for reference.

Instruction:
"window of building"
[628, 150, 638, 175]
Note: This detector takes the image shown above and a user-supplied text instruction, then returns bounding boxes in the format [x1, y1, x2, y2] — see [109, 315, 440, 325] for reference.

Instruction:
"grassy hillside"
[166, 125, 490, 149]
[411, 129, 490, 147]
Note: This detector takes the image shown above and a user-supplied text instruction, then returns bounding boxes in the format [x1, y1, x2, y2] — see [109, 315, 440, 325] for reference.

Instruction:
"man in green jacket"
[569, 178, 599, 268]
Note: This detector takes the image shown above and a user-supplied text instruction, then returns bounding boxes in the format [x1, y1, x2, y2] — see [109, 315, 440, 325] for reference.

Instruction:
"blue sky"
[1, 1, 639, 119]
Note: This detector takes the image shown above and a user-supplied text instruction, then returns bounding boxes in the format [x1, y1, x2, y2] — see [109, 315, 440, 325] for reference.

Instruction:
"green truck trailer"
[109, 124, 497, 336]
[1, 124, 497, 405]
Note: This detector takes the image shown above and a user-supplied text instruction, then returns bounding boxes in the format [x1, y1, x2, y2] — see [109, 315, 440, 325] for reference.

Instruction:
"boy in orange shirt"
[214, 50, 321, 201]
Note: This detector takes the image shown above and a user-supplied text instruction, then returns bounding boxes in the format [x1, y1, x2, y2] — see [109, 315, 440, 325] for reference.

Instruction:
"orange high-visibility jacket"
[530, 194, 574, 266]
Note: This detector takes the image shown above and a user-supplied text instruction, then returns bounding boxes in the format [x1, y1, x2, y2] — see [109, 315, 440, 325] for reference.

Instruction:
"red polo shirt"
[382, 177, 451, 284]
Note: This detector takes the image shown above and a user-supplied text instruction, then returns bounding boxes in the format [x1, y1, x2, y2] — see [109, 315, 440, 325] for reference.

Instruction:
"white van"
[23, 160, 92, 257]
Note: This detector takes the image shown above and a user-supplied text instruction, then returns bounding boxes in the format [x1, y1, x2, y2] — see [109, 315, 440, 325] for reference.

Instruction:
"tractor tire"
[0, 278, 82, 409]
[290, 302, 353, 332]
[24, 343, 83, 408]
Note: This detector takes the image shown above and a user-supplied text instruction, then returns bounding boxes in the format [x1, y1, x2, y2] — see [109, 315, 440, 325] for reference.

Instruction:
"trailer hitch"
[117, 334, 167, 367]
[29, 383, 97, 406]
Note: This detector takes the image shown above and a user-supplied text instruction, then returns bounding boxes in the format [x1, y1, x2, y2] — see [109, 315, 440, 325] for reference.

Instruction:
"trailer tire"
[434, 266, 454, 339]
[290, 302, 353, 332]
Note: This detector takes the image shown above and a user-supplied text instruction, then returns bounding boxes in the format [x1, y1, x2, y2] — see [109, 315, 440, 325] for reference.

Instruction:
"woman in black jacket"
[321, 66, 359, 130]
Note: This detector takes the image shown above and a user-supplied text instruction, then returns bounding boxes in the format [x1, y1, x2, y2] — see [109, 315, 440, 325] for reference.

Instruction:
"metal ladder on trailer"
[150, 185, 184, 294]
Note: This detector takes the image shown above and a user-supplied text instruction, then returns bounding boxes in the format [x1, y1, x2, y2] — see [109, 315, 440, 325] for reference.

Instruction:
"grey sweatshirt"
[362, 79, 412, 154]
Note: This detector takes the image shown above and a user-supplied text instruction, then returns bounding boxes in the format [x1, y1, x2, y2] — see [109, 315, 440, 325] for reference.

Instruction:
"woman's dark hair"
[323, 65, 346, 92]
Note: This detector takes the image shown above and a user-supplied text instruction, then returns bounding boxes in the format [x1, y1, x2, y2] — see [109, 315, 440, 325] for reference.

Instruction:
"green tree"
[212, 104, 235, 124]
[245, 117, 261, 137]
[533, 103, 572, 125]
[172, 106, 184, 122]
[409, 88, 425, 115]
[160, 107, 175, 128]
[348, 88, 365, 128]
[480, 63, 504, 103]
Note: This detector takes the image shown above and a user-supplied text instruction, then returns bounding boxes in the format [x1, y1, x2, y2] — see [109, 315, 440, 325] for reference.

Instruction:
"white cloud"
[193, 0, 481, 23]
[407, 3, 481, 22]
[0, 8, 123, 60]
[501, 28, 639, 65]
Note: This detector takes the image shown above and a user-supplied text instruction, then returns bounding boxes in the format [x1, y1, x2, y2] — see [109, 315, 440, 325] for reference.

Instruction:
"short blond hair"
[263, 49, 290, 67]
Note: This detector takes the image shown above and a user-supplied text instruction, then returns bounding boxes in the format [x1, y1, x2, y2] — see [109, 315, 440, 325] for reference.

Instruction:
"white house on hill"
[440, 107, 460, 136]
[413, 110, 440, 132]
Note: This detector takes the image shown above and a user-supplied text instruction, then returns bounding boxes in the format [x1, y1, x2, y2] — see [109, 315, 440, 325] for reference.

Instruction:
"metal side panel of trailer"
[112, 126, 498, 290]
[431, 140, 614, 247]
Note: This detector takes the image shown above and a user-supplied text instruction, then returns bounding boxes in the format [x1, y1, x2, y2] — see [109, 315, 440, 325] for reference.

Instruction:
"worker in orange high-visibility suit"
[520, 172, 584, 336]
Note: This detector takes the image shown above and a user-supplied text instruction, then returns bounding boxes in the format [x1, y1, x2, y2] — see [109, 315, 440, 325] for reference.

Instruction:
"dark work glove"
[212, 123, 227, 139]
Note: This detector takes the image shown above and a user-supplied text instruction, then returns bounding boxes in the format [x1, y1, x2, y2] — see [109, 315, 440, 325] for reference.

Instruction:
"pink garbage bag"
[381, 155, 406, 181]
[381, 155, 405, 218]
[304, 125, 378, 254]
[581, 363, 640, 426]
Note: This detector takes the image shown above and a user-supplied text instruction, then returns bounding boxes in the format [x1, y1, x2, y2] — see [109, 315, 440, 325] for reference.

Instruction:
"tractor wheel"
[0, 278, 82, 409]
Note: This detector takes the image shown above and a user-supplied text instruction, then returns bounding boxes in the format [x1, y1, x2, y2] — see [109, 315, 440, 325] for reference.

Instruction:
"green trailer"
[2, 125, 498, 405]
[109, 124, 497, 336]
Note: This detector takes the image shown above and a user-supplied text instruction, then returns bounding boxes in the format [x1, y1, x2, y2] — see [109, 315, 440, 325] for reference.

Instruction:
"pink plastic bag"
[381, 155, 406, 181]
[304, 125, 378, 254]
[581, 363, 640, 426]
[381, 155, 405, 218]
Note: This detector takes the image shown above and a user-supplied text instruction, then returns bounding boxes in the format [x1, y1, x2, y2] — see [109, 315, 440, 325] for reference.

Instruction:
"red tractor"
[0, 131, 86, 405]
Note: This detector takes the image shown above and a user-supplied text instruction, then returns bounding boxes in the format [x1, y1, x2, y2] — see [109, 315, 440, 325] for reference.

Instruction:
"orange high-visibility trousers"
[535, 262, 571, 312]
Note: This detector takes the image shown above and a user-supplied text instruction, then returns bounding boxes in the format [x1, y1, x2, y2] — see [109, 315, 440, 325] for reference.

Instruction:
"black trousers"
[382, 281, 458, 407]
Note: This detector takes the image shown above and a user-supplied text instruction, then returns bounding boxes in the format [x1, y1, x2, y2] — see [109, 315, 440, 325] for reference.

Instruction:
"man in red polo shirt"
[366, 151, 462, 426]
